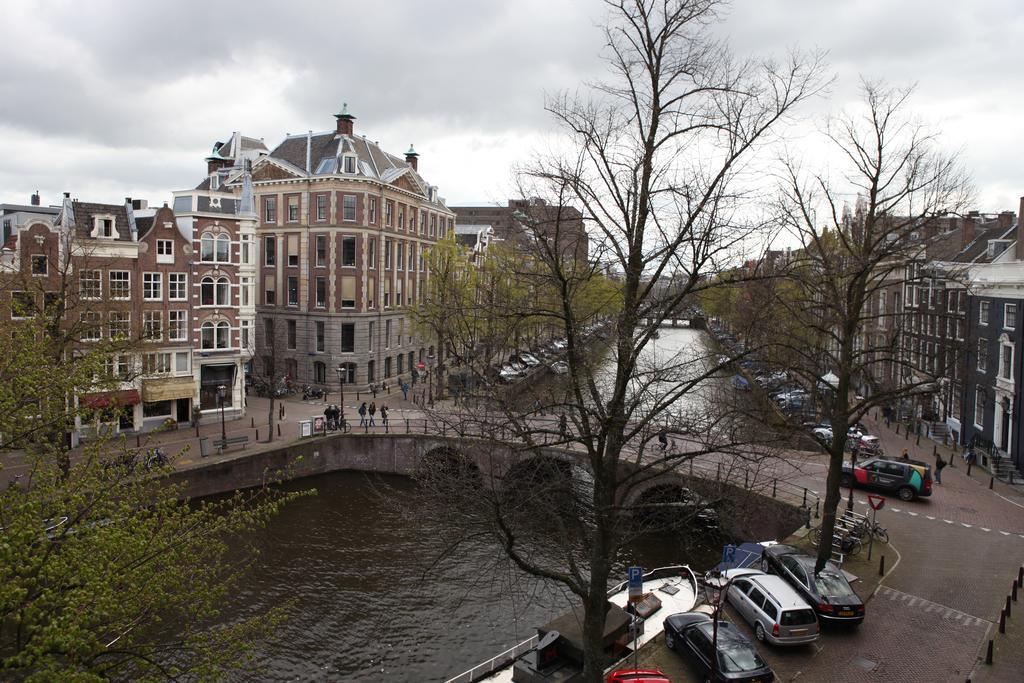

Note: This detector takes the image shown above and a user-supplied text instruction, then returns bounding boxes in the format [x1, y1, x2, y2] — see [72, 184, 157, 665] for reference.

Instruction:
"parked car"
[663, 611, 774, 682]
[760, 545, 865, 624]
[720, 569, 819, 645]
[606, 670, 672, 683]
[550, 360, 570, 375]
[498, 365, 520, 383]
[518, 352, 542, 367]
[841, 456, 932, 501]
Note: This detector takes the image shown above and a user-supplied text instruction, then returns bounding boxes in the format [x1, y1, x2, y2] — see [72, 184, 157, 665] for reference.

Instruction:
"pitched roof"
[66, 201, 133, 241]
[956, 223, 1016, 264]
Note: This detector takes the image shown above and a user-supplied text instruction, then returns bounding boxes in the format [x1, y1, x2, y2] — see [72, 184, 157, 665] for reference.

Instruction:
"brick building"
[197, 106, 454, 391]
[451, 198, 589, 265]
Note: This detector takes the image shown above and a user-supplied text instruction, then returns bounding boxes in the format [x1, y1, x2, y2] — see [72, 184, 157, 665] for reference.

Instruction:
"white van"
[725, 569, 819, 645]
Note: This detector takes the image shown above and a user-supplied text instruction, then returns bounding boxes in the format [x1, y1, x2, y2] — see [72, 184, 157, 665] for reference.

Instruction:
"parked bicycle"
[812, 527, 863, 556]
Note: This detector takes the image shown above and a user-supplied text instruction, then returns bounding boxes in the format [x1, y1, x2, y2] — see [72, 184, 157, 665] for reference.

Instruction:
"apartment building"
[200, 106, 454, 390]
[452, 198, 589, 265]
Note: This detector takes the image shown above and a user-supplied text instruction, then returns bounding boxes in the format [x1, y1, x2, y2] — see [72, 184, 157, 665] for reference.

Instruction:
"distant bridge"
[642, 314, 707, 329]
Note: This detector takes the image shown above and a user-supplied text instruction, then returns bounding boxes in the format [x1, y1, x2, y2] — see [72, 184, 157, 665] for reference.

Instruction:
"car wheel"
[761, 557, 771, 573]
[664, 630, 676, 651]
[840, 473, 853, 488]
[897, 486, 915, 502]
[755, 622, 767, 642]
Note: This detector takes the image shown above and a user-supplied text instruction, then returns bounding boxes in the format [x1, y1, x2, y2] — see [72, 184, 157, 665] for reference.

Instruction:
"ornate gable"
[391, 171, 425, 196]
[252, 163, 301, 181]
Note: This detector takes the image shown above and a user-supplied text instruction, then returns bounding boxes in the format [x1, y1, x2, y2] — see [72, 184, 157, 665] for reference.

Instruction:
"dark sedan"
[760, 544, 865, 624]
[663, 612, 774, 682]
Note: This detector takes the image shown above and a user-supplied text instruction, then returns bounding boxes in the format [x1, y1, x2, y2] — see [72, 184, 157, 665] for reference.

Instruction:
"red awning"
[80, 389, 141, 409]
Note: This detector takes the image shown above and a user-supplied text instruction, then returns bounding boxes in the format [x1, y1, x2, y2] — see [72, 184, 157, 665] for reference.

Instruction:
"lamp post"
[217, 384, 227, 449]
[427, 352, 435, 406]
[335, 364, 346, 428]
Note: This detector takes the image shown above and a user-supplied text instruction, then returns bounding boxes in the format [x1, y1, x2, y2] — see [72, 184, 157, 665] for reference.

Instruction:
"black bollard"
[256, 428, 259, 440]
[1006, 595, 1012, 618]
[772, 479, 777, 498]
[1013, 581, 1018, 602]
[802, 488, 807, 506]
[1018, 566, 1023, 588]
[1000, 610, 1006, 634]
[251, 417, 255, 428]
[933, 445, 937, 458]
[277, 423, 281, 437]
[879, 554, 885, 576]
[985, 639, 993, 665]
[406, 419, 410, 434]
[136, 435, 141, 447]
[990, 476, 995, 490]
[815, 499, 820, 518]
[895, 422, 900, 435]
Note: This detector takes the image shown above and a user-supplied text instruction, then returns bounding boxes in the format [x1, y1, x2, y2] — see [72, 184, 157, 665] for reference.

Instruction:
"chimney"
[405, 144, 419, 171]
[30, 190, 40, 206]
[999, 211, 1015, 230]
[63, 192, 70, 198]
[961, 214, 977, 248]
[132, 199, 148, 210]
[334, 102, 356, 136]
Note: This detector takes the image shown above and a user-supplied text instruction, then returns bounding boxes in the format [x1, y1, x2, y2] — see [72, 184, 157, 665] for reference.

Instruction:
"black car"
[663, 612, 775, 682]
[760, 545, 865, 624]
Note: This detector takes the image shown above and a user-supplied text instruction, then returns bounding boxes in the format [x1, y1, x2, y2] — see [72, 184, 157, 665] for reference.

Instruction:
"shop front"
[199, 363, 237, 412]
[78, 389, 141, 437]
[142, 376, 195, 429]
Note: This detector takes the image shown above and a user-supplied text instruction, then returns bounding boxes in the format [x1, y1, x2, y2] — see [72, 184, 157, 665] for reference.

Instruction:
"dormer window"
[316, 158, 337, 174]
[988, 240, 1012, 259]
[343, 155, 357, 174]
[210, 174, 220, 191]
[92, 215, 116, 238]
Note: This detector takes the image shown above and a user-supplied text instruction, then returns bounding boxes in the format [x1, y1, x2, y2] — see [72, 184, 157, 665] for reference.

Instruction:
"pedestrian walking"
[901, 447, 909, 460]
[559, 413, 568, 439]
[358, 402, 367, 427]
[368, 401, 377, 427]
[534, 399, 544, 415]
[381, 404, 389, 427]
[401, 381, 410, 401]
[657, 430, 669, 451]
[965, 446, 977, 475]
[935, 453, 947, 484]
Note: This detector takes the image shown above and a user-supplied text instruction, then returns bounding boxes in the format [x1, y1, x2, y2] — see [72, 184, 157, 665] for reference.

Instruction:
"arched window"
[201, 277, 215, 305]
[200, 234, 215, 261]
[216, 234, 231, 262]
[314, 361, 326, 384]
[201, 321, 215, 349]
[201, 276, 231, 306]
[216, 321, 230, 349]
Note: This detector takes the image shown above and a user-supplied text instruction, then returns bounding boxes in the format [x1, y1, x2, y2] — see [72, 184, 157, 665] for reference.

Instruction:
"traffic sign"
[722, 544, 737, 566]
[867, 494, 885, 511]
[628, 566, 643, 601]
[416, 361, 426, 370]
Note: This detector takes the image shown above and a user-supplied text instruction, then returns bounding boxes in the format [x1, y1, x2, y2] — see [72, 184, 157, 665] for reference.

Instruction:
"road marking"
[1001, 531, 1011, 536]
[892, 507, 901, 512]
[981, 527, 991, 532]
[961, 523, 973, 528]
[879, 587, 991, 626]
[907, 511, 918, 516]
[926, 515, 936, 520]
[944, 519, 954, 524]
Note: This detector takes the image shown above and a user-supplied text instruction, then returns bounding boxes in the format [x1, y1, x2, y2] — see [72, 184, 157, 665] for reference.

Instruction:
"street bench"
[213, 435, 250, 450]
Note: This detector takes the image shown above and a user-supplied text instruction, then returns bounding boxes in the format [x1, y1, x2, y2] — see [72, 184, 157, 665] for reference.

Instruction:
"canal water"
[210, 327, 724, 681]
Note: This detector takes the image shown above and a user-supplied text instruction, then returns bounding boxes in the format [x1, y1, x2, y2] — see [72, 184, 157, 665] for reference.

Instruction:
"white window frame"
[343, 195, 357, 222]
[143, 310, 162, 341]
[91, 215, 116, 239]
[168, 310, 188, 341]
[80, 270, 102, 300]
[156, 239, 174, 263]
[169, 272, 187, 301]
[109, 311, 131, 339]
[1005, 303, 1017, 331]
[980, 300, 990, 325]
[974, 387, 985, 428]
[143, 272, 162, 301]
[109, 270, 131, 300]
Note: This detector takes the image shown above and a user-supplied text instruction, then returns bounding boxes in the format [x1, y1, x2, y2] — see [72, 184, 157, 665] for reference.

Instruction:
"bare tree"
[769, 80, 971, 571]
[413, 2, 824, 678]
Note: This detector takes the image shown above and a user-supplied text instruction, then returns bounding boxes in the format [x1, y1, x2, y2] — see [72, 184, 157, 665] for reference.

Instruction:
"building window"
[315, 235, 327, 267]
[385, 201, 393, 227]
[264, 196, 277, 223]
[1001, 343, 1014, 381]
[368, 321, 375, 349]
[315, 321, 325, 352]
[80, 311, 101, 340]
[340, 362, 356, 384]
[1005, 304, 1017, 330]
[287, 238, 299, 267]
[369, 197, 377, 224]
[142, 353, 171, 374]
[30, 254, 47, 275]
[143, 273, 162, 301]
[384, 356, 392, 378]
[169, 273, 187, 301]
[168, 310, 187, 341]
[368, 238, 376, 269]
[977, 338, 988, 372]
[344, 156, 356, 174]
[287, 319, 297, 349]
[80, 270, 102, 299]
[241, 277, 252, 307]
[316, 194, 328, 222]
[241, 235, 252, 264]
[264, 318, 274, 346]
[315, 277, 327, 309]
[143, 310, 162, 341]
[265, 288, 276, 306]
[287, 196, 299, 222]
[385, 319, 391, 349]
[343, 195, 356, 222]
[109, 271, 131, 299]
[342, 236, 356, 267]
[974, 387, 985, 428]
[156, 239, 174, 263]
[341, 324, 355, 353]
[367, 359, 375, 382]
[314, 361, 326, 384]
[202, 234, 230, 262]
[201, 321, 231, 350]
[201, 276, 231, 306]
[384, 239, 392, 269]
[109, 311, 130, 339]
[287, 277, 299, 306]
[175, 351, 189, 373]
[340, 276, 355, 309]
[408, 244, 416, 271]
[980, 300, 990, 325]
[398, 206, 405, 231]
[241, 320, 251, 349]
[264, 236, 276, 265]
[93, 216, 115, 238]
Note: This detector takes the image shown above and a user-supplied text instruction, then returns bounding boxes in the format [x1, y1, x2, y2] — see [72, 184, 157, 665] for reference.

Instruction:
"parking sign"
[628, 566, 643, 601]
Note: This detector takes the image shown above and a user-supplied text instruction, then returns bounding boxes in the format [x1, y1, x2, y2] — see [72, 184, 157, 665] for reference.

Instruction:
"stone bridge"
[170, 430, 806, 540]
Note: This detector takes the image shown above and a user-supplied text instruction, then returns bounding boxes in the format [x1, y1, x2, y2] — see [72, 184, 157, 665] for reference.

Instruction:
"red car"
[607, 670, 672, 683]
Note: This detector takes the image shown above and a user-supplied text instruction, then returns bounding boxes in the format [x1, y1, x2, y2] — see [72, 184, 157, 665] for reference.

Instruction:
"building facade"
[199, 107, 454, 391]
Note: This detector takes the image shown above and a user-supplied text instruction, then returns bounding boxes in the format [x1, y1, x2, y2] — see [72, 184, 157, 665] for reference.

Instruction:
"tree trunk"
[267, 395, 276, 443]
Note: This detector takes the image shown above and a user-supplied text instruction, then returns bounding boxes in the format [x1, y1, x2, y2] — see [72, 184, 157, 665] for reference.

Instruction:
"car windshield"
[718, 645, 766, 673]
[781, 608, 817, 625]
[814, 571, 856, 599]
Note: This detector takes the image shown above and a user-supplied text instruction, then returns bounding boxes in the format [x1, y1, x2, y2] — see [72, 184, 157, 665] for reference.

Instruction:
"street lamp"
[426, 352, 435, 406]
[217, 384, 227, 449]
[335, 364, 346, 428]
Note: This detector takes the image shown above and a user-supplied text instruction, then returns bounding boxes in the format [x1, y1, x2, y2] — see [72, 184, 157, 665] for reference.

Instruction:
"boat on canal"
[445, 565, 698, 683]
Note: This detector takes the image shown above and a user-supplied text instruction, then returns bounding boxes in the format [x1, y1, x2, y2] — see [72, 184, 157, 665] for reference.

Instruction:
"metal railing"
[443, 634, 539, 683]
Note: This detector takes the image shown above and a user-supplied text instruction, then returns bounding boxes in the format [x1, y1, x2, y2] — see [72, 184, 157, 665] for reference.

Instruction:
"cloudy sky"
[2, 0, 1022, 213]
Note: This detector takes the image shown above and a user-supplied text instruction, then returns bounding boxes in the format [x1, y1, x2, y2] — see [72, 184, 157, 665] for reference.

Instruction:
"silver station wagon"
[724, 569, 819, 646]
